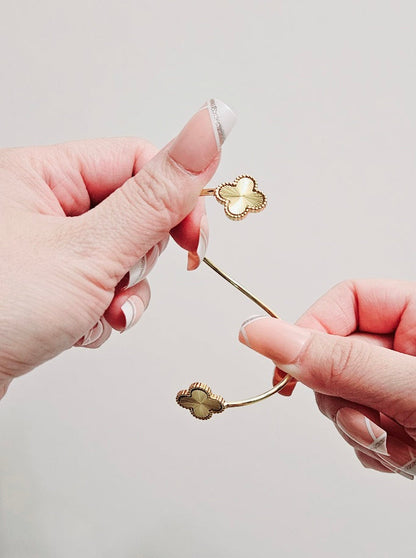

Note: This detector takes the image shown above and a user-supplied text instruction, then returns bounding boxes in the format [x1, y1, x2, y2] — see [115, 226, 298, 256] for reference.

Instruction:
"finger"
[377, 436, 416, 477]
[170, 198, 209, 270]
[105, 279, 151, 331]
[75, 318, 112, 348]
[273, 367, 297, 396]
[347, 331, 394, 349]
[316, 390, 416, 448]
[314, 393, 389, 456]
[379, 413, 416, 446]
[69, 99, 235, 279]
[334, 407, 388, 455]
[354, 449, 393, 474]
[34, 138, 159, 215]
[377, 436, 416, 480]
[239, 317, 416, 428]
[296, 279, 416, 355]
[279, 317, 395, 399]
[0, 377, 11, 401]
[315, 392, 380, 423]
[277, 319, 395, 399]
[118, 236, 169, 290]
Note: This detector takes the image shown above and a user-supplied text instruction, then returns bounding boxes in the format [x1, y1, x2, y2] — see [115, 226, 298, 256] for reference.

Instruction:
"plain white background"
[0, 1, 415, 556]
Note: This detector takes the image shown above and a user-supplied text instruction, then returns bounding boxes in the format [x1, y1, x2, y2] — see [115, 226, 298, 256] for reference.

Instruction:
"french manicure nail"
[81, 320, 104, 346]
[126, 245, 160, 289]
[206, 98, 236, 149]
[159, 236, 169, 254]
[397, 470, 415, 480]
[378, 437, 416, 475]
[375, 457, 414, 479]
[121, 296, 146, 331]
[239, 318, 310, 376]
[169, 98, 236, 173]
[336, 408, 389, 455]
[187, 215, 209, 271]
[126, 256, 147, 289]
[239, 315, 268, 348]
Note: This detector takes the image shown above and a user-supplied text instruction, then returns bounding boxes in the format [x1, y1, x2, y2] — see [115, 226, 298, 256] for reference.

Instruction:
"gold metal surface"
[200, 175, 267, 220]
[200, 187, 216, 196]
[202, 258, 278, 318]
[225, 374, 291, 408]
[176, 382, 225, 420]
[176, 259, 292, 420]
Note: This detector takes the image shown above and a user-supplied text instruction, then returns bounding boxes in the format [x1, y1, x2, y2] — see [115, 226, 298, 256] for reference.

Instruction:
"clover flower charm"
[215, 175, 267, 221]
[176, 382, 225, 420]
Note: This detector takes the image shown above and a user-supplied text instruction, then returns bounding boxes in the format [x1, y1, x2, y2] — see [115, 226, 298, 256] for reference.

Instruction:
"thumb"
[72, 99, 236, 272]
[239, 317, 416, 427]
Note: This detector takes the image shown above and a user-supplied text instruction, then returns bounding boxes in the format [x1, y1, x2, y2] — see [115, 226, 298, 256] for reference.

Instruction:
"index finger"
[23, 138, 159, 215]
[297, 280, 416, 355]
[170, 197, 208, 254]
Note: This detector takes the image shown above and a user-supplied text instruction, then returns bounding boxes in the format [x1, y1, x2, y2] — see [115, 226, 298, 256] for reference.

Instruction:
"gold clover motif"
[215, 175, 267, 221]
[176, 382, 225, 420]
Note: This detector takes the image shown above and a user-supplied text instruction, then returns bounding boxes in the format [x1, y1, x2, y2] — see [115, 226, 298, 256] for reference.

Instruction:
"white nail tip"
[239, 326, 251, 348]
[82, 320, 104, 346]
[121, 299, 137, 330]
[197, 230, 208, 262]
[397, 470, 414, 480]
[239, 315, 268, 349]
[127, 256, 147, 288]
[240, 315, 268, 329]
[369, 434, 389, 456]
[159, 236, 169, 254]
[207, 98, 236, 149]
[401, 459, 416, 476]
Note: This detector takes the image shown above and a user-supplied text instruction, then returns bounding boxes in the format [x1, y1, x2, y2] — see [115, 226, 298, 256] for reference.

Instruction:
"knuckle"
[326, 338, 367, 391]
[129, 160, 183, 231]
[329, 339, 354, 377]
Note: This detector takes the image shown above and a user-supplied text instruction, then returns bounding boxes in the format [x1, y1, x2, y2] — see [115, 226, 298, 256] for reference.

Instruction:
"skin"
[0, 104, 221, 398]
[240, 280, 416, 478]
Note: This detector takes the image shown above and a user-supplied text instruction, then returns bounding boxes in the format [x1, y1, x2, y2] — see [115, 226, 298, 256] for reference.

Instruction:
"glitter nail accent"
[208, 99, 226, 147]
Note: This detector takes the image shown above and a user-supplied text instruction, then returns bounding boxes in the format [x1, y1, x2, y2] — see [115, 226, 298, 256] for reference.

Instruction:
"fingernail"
[126, 256, 146, 289]
[239, 318, 310, 375]
[126, 245, 159, 289]
[378, 437, 416, 476]
[336, 408, 389, 456]
[159, 236, 169, 254]
[377, 458, 414, 480]
[81, 320, 104, 346]
[397, 470, 414, 480]
[121, 295, 146, 331]
[239, 315, 268, 348]
[169, 98, 236, 173]
[206, 98, 236, 149]
[187, 215, 209, 271]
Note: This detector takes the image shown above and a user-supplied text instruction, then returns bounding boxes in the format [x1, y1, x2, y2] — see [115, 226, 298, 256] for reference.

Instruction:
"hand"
[0, 99, 236, 398]
[239, 280, 416, 479]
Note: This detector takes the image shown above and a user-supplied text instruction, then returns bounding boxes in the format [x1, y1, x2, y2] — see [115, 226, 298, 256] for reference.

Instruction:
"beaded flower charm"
[176, 383, 225, 420]
[201, 175, 267, 221]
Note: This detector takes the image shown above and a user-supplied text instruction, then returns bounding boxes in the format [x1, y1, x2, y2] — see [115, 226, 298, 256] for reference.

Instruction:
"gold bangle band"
[200, 187, 216, 196]
[176, 258, 292, 420]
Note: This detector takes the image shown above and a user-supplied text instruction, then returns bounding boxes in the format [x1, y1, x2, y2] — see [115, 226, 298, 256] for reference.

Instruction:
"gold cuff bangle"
[176, 175, 291, 421]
